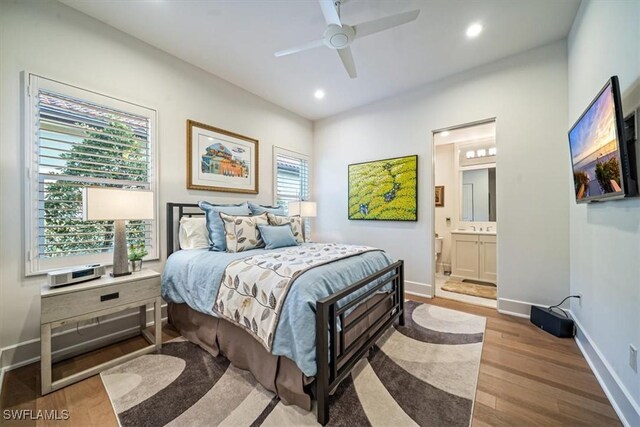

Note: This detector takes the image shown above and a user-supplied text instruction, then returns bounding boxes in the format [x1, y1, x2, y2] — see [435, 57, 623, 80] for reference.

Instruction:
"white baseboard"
[405, 280, 432, 298]
[1, 304, 167, 375]
[570, 311, 640, 427]
[405, 290, 432, 299]
[497, 297, 534, 318]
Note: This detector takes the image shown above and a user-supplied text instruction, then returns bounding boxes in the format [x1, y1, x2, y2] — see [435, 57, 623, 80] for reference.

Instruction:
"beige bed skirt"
[168, 293, 393, 411]
[168, 302, 314, 409]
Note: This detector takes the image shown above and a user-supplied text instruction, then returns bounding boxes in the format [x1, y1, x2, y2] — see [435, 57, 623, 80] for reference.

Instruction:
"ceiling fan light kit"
[274, 0, 420, 79]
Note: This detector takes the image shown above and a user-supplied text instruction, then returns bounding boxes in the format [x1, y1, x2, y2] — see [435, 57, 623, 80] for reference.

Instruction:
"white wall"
[314, 41, 570, 310]
[568, 1, 640, 424]
[434, 144, 456, 271]
[0, 0, 312, 369]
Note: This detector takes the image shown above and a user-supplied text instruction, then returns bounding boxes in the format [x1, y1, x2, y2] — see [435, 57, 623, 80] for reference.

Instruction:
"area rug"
[441, 279, 497, 300]
[101, 301, 485, 426]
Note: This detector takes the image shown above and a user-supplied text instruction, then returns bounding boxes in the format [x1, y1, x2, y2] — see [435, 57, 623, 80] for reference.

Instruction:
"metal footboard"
[315, 260, 405, 425]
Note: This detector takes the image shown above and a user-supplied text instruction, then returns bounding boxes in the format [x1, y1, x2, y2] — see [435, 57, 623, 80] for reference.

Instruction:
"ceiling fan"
[274, 0, 420, 79]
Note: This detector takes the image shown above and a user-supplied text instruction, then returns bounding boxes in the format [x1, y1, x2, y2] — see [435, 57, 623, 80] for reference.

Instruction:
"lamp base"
[112, 219, 131, 277]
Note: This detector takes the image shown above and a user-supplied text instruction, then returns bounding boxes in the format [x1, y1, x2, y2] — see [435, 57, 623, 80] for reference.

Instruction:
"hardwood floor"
[417, 296, 621, 427]
[0, 297, 620, 426]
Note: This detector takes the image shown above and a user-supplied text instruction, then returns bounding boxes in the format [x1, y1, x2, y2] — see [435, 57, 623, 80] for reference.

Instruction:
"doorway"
[432, 119, 497, 308]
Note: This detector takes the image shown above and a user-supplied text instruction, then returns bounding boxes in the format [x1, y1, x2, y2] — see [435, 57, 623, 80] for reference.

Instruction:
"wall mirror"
[460, 166, 496, 221]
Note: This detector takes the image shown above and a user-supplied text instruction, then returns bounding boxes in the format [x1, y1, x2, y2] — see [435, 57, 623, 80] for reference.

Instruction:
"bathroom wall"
[434, 143, 456, 272]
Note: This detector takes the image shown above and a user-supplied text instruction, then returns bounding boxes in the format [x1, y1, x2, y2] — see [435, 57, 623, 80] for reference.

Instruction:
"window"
[25, 75, 158, 275]
[273, 147, 310, 213]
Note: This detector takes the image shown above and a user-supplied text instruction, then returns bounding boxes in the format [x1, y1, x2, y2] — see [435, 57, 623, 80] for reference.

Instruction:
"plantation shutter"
[274, 149, 310, 212]
[26, 75, 158, 274]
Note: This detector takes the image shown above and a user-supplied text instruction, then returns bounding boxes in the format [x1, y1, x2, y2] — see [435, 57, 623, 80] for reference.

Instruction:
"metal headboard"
[166, 202, 205, 257]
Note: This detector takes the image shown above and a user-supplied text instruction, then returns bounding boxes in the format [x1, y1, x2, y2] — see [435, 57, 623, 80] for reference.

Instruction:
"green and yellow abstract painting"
[348, 155, 418, 221]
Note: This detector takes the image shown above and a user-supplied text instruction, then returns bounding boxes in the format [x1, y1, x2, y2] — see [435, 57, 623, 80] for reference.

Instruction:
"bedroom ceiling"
[60, 0, 580, 121]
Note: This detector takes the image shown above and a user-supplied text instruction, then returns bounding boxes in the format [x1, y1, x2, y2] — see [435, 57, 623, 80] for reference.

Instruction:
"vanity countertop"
[451, 229, 496, 236]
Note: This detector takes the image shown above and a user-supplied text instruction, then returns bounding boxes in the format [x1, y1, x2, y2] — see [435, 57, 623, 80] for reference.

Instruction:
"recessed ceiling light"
[466, 23, 483, 38]
[314, 89, 325, 100]
[441, 131, 450, 137]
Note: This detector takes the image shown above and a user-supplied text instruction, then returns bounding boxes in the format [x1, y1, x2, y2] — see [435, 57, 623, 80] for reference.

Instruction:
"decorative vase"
[130, 259, 143, 272]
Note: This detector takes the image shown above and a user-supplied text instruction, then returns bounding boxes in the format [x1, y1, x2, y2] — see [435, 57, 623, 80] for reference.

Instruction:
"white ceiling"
[61, 0, 580, 121]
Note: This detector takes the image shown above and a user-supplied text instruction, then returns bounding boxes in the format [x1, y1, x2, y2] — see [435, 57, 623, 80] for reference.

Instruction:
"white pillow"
[178, 217, 209, 250]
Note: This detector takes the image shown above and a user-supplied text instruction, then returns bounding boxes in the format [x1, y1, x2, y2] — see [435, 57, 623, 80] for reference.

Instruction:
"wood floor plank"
[414, 295, 621, 426]
[0, 298, 621, 426]
[474, 389, 497, 409]
[479, 363, 617, 417]
[480, 350, 608, 401]
[557, 399, 622, 426]
[484, 329, 590, 366]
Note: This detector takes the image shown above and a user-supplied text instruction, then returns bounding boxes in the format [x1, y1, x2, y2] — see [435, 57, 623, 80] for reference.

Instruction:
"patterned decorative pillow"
[219, 212, 268, 253]
[266, 214, 304, 244]
[198, 201, 250, 251]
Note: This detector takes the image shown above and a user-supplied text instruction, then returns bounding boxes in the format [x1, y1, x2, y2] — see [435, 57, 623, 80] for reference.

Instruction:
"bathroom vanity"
[451, 230, 496, 283]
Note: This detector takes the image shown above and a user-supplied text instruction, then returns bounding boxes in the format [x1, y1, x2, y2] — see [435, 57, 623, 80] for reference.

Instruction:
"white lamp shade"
[288, 201, 317, 217]
[82, 187, 154, 221]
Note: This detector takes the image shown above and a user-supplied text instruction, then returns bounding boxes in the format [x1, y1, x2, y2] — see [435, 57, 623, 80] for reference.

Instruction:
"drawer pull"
[100, 292, 120, 302]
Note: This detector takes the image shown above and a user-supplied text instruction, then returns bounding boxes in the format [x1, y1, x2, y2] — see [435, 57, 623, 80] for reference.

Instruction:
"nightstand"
[40, 269, 162, 395]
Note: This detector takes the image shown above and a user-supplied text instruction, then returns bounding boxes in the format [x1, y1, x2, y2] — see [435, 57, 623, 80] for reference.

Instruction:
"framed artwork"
[435, 186, 445, 207]
[348, 155, 418, 221]
[187, 120, 259, 194]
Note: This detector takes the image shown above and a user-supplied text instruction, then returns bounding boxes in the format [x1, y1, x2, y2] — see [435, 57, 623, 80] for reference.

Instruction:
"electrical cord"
[547, 295, 581, 318]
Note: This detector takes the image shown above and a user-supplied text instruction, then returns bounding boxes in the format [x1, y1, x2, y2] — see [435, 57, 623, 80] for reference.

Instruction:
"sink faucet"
[470, 226, 476, 231]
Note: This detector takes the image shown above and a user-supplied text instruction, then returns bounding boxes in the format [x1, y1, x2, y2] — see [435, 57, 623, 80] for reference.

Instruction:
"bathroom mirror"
[460, 166, 497, 221]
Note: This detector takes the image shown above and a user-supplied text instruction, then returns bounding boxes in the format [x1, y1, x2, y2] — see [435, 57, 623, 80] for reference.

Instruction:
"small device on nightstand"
[47, 264, 106, 288]
[40, 269, 162, 395]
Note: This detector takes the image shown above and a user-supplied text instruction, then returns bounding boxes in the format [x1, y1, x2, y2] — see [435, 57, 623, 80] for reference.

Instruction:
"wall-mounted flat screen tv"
[569, 76, 628, 203]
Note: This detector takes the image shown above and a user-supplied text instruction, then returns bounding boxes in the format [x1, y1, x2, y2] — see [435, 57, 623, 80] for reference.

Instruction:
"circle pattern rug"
[101, 301, 485, 426]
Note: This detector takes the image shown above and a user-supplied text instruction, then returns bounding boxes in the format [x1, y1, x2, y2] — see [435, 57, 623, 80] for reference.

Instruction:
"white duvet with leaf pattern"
[214, 243, 378, 351]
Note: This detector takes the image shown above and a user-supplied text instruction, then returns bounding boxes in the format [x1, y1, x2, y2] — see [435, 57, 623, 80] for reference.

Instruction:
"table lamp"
[82, 187, 154, 277]
[288, 200, 316, 242]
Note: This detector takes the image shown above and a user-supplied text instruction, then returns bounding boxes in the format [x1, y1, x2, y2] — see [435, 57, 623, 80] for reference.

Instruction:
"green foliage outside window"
[43, 121, 149, 257]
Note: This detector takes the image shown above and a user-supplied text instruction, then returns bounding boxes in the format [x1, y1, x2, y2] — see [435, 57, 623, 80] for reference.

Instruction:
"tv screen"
[569, 76, 626, 203]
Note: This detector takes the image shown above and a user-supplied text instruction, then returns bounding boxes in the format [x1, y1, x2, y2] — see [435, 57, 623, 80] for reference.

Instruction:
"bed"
[163, 202, 404, 425]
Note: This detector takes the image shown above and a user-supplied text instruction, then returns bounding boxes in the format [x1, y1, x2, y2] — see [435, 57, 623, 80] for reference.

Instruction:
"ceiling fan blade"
[337, 47, 357, 79]
[353, 9, 420, 39]
[274, 39, 325, 57]
[319, 0, 342, 27]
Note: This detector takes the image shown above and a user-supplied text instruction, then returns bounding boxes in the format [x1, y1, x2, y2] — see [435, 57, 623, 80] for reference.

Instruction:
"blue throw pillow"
[248, 202, 285, 216]
[257, 224, 299, 250]
[198, 201, 250, 251]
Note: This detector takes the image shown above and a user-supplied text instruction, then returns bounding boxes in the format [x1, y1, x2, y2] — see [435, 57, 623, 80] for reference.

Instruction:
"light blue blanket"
[161, 243, 394, 376]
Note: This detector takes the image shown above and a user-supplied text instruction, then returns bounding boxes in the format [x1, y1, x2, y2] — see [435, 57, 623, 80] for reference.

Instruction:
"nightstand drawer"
[41, 277, 160, 324]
